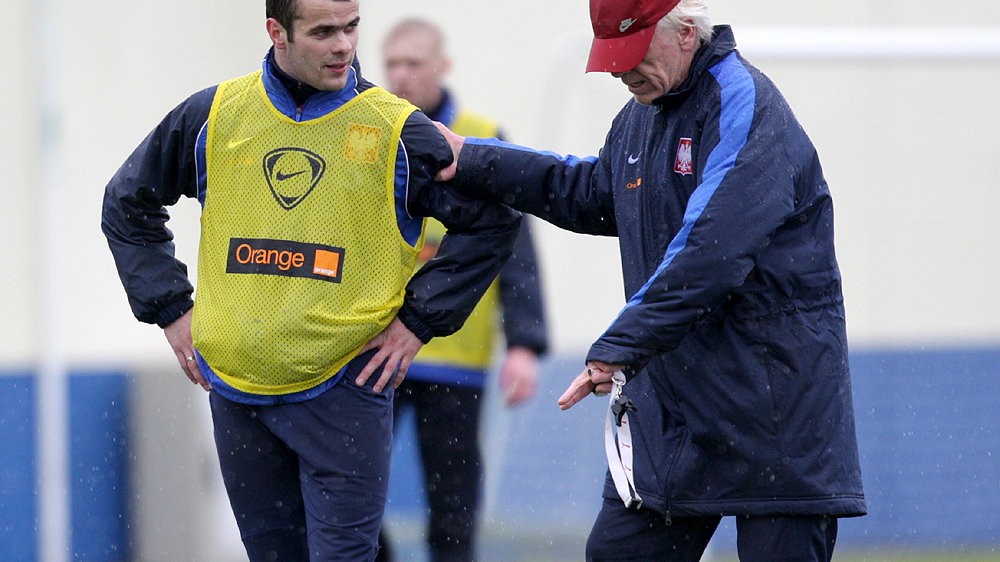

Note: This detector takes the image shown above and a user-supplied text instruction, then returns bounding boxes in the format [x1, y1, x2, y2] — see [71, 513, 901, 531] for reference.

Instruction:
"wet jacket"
[452, 26, 865, 518]
[102, 51, 521, 403]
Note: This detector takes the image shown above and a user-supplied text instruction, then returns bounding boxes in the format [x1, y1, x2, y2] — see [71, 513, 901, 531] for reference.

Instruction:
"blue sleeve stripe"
[466, 136, 598, 167]
[605, 52, 756, 332]
[195, 120, 209, 206]
[396, 141, 423, 246]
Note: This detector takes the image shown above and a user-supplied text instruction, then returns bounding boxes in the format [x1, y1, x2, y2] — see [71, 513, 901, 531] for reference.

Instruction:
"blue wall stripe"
[0, 371, 130, 561]
[0, 373, 37, 562]
[69, 372, 131, 561]
[5, 346, 999, 556]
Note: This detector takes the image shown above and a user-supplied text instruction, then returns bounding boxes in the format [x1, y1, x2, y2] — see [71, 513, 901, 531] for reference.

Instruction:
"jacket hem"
[602, 481, 867, 517]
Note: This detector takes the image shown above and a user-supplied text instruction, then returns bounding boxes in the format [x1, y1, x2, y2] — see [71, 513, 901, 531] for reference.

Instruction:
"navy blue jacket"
[102, 52, 520, 402]
[453, 27, 865, 518]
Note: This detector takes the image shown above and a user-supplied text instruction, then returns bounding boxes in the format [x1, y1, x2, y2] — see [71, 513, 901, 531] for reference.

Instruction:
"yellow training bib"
[192, 72, 421, 395]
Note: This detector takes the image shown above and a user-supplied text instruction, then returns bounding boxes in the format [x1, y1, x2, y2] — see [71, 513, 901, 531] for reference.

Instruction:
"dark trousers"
[377, 380, 483, 562]
[586, 498, 838, 562]
[210, 370, 393, 562]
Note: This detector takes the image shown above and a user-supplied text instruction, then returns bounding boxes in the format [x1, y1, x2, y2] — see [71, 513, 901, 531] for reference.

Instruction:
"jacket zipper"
[662, 428, 691, 527]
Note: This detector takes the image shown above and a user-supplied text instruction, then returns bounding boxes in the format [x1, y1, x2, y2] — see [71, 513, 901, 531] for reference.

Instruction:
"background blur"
[2, 0, 999, 560]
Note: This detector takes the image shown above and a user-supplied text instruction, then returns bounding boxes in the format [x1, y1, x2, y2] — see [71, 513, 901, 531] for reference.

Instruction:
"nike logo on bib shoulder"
[627, 154, 640, 165]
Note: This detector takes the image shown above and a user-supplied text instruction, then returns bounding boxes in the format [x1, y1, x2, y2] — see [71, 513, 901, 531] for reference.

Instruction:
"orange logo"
[627, 178, 642, 190]
[227, 238, 345, 283]
[313, 249, 342, 278]
[234, 243, 305, 271]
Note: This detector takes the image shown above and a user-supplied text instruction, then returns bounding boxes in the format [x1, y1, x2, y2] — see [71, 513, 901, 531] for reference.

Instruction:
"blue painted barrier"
[0, 371, 130, 561]
[3, 347, 997, 559]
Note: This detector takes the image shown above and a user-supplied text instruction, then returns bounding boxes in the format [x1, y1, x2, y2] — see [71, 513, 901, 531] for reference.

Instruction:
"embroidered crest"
[344, 123, 382, 163]
[674, 138, 693, 175]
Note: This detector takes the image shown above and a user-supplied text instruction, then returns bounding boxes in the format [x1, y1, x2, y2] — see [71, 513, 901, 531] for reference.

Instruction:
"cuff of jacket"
[396, 304, 435, 344]
[153, 299, 194, 329]
[586, 341, 648, 382]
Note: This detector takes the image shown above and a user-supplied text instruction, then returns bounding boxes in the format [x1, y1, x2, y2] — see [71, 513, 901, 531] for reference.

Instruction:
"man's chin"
[319, 77, 349, 92]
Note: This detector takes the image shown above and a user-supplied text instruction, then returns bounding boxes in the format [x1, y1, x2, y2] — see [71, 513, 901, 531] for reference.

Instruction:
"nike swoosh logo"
[628, 154, 640, 165]
[226, 137, 253, 149]
[276, 170, 307, 181]
[620, 18, 637, 33]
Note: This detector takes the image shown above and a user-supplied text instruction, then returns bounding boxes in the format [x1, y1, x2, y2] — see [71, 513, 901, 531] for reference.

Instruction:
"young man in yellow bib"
[101, 1, 520, 560]
[376, 19, 549, 562]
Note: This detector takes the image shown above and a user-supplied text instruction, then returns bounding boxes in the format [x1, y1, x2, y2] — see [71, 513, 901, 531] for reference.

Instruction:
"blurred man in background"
[433, 0, 866, 560]
[102, 1, 520, 559]
[377, 18, 549, 562]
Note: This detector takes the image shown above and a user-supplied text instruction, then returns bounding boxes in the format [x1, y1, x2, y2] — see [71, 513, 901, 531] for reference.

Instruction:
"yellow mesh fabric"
[413, 110, 502, 370]
[192, 72, 421, 395]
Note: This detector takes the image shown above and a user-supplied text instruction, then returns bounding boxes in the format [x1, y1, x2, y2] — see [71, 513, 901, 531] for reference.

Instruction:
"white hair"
[657, 0, 713, 44]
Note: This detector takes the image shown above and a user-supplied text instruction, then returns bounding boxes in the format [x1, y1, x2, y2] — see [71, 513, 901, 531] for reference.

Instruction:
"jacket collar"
[652, 25, 737, 107]
[261, 48, 359, 120]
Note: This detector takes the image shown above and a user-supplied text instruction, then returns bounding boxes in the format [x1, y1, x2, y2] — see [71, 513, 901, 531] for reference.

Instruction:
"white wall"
[4, 0, 1000, 367]
[1, 0, 41, 366]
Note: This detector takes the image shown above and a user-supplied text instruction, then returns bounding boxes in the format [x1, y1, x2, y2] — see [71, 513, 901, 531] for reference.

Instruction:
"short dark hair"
[266, 0, 299, 41]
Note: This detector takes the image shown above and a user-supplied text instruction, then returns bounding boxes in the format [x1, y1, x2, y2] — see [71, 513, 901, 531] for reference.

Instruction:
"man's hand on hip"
[356, 317, 424, 393]
[163, 309, 212, 391]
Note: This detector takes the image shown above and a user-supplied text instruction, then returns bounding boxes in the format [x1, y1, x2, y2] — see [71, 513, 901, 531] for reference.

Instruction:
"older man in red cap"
[435, 0, 866, 560]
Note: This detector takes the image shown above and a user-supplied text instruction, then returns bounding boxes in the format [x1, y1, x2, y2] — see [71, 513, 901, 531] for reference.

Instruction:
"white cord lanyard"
[603, 371, 642, 509]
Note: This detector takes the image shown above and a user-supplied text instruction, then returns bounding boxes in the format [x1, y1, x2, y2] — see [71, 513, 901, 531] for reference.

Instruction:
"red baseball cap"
[586, 0, 682, 73]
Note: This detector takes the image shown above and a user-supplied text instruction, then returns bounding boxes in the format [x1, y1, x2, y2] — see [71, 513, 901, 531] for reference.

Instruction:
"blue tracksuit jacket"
[453, 26, 866, 518]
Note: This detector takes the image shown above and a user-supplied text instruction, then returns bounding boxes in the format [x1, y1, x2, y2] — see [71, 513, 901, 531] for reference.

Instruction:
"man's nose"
[331, 32, 352, 53]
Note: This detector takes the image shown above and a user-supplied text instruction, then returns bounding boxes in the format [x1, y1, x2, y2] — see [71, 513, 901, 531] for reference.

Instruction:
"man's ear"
[678, 20, 699, 52]
[266, 18, 288, 50]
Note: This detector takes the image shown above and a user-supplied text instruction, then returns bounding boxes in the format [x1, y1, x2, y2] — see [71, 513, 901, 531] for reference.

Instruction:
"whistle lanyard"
[603, 371, 642, 509]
